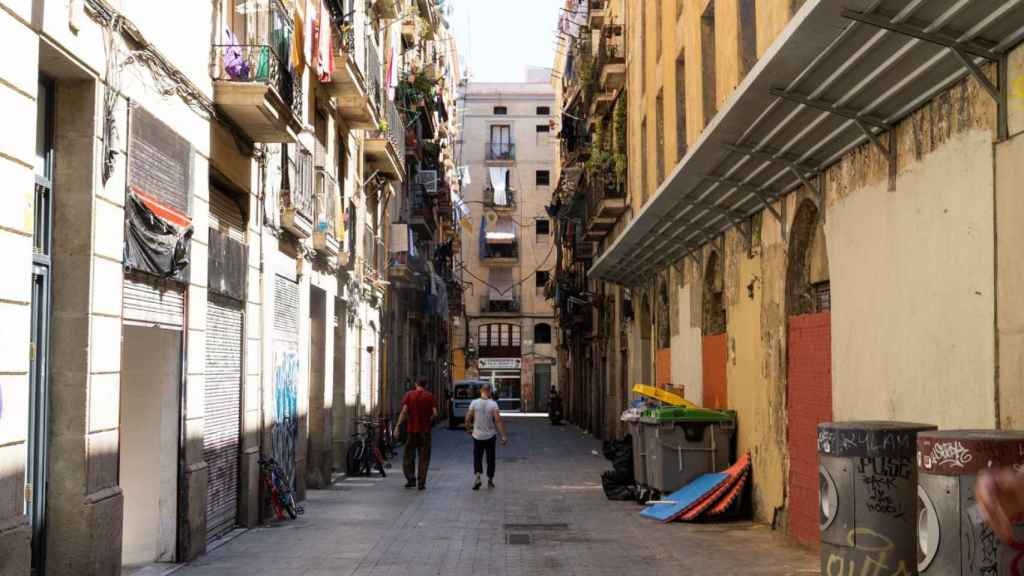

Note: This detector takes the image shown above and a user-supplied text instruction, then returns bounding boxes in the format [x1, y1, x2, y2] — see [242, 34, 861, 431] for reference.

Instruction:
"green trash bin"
[640, 407, 736, 494]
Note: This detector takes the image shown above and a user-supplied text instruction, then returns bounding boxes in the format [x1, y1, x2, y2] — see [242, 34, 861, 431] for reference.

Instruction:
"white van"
[448, 380, 486, 429]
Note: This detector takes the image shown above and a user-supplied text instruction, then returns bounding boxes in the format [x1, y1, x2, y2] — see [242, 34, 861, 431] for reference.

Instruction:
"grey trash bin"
[624, 416, 648, 488]
[641, 407, 735, 494]
[818, 421, 935, 576]
[917, 430, 1024, 574]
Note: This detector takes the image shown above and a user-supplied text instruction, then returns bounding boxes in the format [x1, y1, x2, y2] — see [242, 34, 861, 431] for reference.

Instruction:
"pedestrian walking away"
[395, 379, 437, 490]
[465, 383, 508, 490]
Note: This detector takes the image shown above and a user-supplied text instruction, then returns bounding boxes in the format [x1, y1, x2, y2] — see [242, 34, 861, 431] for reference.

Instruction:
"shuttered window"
[122, 273, 185, 330]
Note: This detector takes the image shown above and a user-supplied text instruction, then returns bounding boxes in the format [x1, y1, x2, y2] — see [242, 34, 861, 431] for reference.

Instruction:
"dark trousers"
[473, 437, 497, 479]
[403, 432, 432, 484]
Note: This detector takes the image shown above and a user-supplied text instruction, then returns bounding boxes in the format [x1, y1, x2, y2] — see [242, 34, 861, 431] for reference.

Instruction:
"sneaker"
[488, 479, 495, 489]
[404, 480, 416, 489]
[472, 479, 482, 491]
[417, 483, 426, 490]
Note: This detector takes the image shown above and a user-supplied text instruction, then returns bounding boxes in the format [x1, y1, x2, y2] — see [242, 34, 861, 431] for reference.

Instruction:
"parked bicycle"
[259, 457, 303, 520]
[346, 416, 389, 478]
[378, 414, 401, 459]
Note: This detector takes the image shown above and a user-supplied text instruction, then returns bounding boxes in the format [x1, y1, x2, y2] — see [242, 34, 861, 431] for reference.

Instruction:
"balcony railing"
[384, 98, 406, 161]
[366, 41, 383, 111]
[313, 168, 339, 252]
[481, 295, 521, 314]
[485, 142, 516, 162]
[214, 0, 302, 119]
[482, 242, 519, 260]
[484, 188, 516, 210]
[282, 145, 315, 221]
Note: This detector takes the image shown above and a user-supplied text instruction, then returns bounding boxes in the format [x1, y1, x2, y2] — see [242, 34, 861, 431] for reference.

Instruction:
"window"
[656, 90, 665, 184]
[739, 0, 757, 77]
[537, 106, 550, 115]
[640, 0, 647, 95]
[536, 170, 551, 186]
[536, 271, 550, 288]
[675, 56, 688, 162]
[491, 124, 511, 144]
[656, 0, 663, 60]
[534, 323, 552, 344]
[536, 124, 550, 133]
[535, 218, 550, 236]
[701, 2, 718, 127]
[641, 118, 649, 202]
[493, 106, 508, 115]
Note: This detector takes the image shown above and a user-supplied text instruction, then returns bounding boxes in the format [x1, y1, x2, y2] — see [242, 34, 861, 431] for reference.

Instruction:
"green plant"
[586, 122, 613, 177]
[612, 93, 628, 184]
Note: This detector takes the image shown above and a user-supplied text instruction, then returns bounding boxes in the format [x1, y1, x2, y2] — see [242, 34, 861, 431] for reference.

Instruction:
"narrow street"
[177, 417, 816, 576]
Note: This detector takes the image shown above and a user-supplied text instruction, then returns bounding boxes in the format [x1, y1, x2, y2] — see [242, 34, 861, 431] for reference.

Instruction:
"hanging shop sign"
[478, 358, 521, 370]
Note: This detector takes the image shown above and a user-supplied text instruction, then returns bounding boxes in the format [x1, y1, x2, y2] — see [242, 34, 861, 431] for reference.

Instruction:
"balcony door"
[490, 125, 511, 158]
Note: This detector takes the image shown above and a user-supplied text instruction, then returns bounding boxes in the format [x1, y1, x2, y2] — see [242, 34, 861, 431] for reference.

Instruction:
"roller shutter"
[122, 273, 184, 330]
[203, 294, 243, 543]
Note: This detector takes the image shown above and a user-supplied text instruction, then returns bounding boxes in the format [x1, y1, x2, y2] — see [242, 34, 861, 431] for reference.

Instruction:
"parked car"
[448, 380, 486, 429]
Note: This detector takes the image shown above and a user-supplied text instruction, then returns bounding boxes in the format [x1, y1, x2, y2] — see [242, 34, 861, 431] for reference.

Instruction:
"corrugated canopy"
[591, 0, 1024, 285]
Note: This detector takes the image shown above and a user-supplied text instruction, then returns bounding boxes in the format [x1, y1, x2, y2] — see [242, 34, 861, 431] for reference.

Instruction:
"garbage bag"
[601, 471, 637, 501]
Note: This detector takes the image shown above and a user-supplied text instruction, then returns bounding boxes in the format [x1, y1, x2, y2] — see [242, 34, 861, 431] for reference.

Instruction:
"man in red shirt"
[395, 379, 437, 490]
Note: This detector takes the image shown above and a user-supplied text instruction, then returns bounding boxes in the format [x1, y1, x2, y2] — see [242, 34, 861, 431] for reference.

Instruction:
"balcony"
[485, 142, 516, 164]
[313, 168, 340, 255]
[366, 98, 406, 181]
[589, 90, 616, 123]
[213, 0, 302, 143]
[388, 251, 426, 285]
[401, 13, 419, 44]
[327, 26, 381, 130]
[600, 40, 626, 91]
[484, 188, 516, 212]
[585, 175, 628, 240]
[588, 0, 607, 28]
[280, 145, 315, 238]
[409, 190, 436, 236]
[481, 242, 519, 267]
[480, 295, 521, 315]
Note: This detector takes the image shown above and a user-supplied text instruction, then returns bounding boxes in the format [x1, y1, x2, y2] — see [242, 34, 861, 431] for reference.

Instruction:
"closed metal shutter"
[209, 187, 246, 244]
[203, 294, 243, 543]
[123, 273, 184, 330]
[274, 275, 300, 339]
[272, 275, 300, 489]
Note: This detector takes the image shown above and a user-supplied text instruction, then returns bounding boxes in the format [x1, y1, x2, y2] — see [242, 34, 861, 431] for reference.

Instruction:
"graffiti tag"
[922, 440, 973, 470]
[273, 345, 300, 490]
[825, 528, 912, 576]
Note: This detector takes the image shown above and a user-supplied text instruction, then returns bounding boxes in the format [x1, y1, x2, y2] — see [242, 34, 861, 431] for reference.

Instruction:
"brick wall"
[702, 334, 728, 409]
[786, 312, 832, 545]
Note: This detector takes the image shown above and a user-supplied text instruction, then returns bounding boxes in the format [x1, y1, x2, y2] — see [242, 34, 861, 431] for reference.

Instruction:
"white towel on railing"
[489, 167, 509, 206]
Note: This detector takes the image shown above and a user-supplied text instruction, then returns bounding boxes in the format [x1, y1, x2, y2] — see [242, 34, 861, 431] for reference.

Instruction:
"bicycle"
[378, 414, 401, 460]
[259, 458, 304, 520]
[346, 416, 389, 478]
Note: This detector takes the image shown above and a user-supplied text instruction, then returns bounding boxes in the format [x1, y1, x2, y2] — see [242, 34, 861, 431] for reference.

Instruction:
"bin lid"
[918, 429, 1024, 476]
[817, 421, 935, 458]
[641, 406, 736, 423]
[631, 384, 698, 409]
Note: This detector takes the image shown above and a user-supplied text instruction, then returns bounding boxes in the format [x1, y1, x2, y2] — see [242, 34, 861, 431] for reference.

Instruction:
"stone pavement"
[177, 416, 819, 576]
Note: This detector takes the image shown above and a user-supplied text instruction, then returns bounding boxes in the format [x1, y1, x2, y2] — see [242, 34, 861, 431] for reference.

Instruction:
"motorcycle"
[548, 394, 564, 425]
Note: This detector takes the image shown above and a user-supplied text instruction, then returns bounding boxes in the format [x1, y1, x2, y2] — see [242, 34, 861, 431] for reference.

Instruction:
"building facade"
[456, 78, 559, 412]
[552, 0, 1024, 547]
[0, 0, 460, 574]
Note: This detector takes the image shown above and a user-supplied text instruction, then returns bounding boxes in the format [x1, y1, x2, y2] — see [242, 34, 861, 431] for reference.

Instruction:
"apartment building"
[552, 0, 1024, 546]
[0, 0, 459, 574]
[456, 76, 558, 412]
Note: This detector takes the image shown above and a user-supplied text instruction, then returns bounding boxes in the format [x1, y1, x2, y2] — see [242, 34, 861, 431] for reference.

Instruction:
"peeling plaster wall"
[670, 260, 704, 405]
[828, 79, 997, 427]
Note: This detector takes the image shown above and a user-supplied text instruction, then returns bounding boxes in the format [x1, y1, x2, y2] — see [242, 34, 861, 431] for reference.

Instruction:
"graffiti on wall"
[824, 528, 912, 576]
[273, 344, 299, 490]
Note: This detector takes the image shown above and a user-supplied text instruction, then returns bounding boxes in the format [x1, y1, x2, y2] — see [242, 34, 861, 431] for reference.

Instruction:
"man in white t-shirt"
[465, 383, 508, 490]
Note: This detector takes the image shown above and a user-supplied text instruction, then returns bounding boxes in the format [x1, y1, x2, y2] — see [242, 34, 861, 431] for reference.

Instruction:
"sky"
[448, 0, 563, 83]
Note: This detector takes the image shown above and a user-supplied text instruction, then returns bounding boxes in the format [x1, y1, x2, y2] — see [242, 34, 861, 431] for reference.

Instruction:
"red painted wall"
[656, 348, 672, 388]
[786, 312, 833, 546]
[702, 334, 728, 409]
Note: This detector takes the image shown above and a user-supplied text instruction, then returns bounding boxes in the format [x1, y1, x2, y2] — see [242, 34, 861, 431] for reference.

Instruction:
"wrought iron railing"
[366, 41, 383, 110]
[485, 142, 516, 161]
[484, 188, 516, 209]
[481, 295, 521, 314]
[214, 0, 302, 118]
[314, 168, 339, 238]
[282, 145, 314, 219]
[482, 242, 519, 260]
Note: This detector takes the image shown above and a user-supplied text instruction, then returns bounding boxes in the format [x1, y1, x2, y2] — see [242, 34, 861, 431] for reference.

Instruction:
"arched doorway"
[785, 199, 832, 545]
[702, 250, 727, 409]
[640, 294, 653, 387]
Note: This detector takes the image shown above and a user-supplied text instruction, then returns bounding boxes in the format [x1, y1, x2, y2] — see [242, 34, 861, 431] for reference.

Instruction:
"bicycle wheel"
[346, 441, 364, 476]
[373, 446, 387, 478]
[282, 492, 298, 520]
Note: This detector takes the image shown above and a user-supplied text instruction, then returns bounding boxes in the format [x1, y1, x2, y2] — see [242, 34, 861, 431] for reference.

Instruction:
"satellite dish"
[485, 210, 498, 226]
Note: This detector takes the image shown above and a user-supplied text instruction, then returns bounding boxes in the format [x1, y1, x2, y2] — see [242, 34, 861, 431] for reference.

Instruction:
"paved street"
[177, 416, 817, 576]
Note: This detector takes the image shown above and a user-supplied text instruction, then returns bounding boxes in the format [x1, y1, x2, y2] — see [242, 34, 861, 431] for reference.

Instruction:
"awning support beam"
[769, 88, 890, 130]
[842, 9, 1008, 140]
[703, 176, 783, 226]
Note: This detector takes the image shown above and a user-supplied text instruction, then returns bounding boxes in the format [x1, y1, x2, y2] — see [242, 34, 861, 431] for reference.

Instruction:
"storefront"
[478, 357, 522, 411]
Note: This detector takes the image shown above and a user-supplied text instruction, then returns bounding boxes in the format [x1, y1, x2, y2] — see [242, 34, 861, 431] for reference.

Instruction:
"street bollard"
[917, 430, 1024, 575]
[818, 421, 936, 576]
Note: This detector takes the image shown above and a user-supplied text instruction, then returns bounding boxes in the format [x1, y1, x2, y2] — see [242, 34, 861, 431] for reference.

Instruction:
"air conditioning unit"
[417, 170, 438, 195]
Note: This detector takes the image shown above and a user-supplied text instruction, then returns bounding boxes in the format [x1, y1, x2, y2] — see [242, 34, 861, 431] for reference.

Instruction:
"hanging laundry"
[291, 5, 306, 79]
[318, 0, 334, 82]
[304, 0, 315, 73]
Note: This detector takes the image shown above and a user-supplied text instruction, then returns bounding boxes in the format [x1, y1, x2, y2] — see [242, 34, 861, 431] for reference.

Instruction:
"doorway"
[534, 363, 552, 412]
[120, 325, 182, 566]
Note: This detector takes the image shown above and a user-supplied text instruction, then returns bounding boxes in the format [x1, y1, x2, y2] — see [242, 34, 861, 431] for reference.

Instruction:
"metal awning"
[591, 0, 1024, 285]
